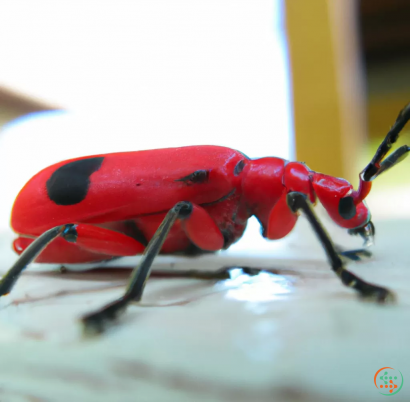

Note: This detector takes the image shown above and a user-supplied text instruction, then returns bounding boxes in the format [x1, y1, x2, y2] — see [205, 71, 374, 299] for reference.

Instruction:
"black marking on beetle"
[123, 221, 148, 247]
[234, 160, 245, 176]
[338, 196, 357, 220]
[46, 157, 104, 205]
[201, 189, 236, 207]
[175, 170, 209, 186]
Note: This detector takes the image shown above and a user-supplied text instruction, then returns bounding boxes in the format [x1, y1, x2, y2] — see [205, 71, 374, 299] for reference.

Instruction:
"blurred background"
[0, 0, 409, 234]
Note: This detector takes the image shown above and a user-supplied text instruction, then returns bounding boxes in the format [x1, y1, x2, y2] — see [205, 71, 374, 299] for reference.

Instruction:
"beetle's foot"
[81, 297, 128, 337]
[0, 280, 12, 297]
[82, 314, 108, 337]
[335, 246, 372, 261]
[359, 285, 396, 304]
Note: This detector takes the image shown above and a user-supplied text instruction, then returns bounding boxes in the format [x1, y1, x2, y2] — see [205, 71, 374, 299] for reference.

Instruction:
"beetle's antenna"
[351, 179, 372, 205]
[351, 103, 410, 204]
[362, 103, 410, 182]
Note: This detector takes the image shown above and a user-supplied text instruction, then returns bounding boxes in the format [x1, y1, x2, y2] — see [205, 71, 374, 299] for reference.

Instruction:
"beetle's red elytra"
[2, 102, 410, 334]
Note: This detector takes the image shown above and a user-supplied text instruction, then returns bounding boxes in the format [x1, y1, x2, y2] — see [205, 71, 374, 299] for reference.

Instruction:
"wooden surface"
[0, 204, 409, 401]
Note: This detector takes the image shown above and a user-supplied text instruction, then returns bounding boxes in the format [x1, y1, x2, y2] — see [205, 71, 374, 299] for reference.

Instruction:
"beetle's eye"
[338, 196, 357, 220]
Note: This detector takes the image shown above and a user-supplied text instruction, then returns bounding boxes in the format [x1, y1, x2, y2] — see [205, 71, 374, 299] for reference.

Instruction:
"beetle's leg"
[334, 246, 372, 262]
[268, 192, 373, 261]
[362, 103, 410, 181]
[1, 224, 146, 295]
[0, 225, 71, 296]
[13, 225, 146, 264]
[81, 201, 224, 335]
[286, 192, 395, 303]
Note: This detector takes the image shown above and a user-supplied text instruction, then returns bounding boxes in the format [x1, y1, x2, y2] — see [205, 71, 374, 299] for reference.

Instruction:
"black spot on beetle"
[175, 170, 209, 185]
[46, 157, 104, 205]
[234, 160, 245, 176]
[136, 183, 142, 187]
[338, 196, 357, 220]
[123, 221, 148, 246]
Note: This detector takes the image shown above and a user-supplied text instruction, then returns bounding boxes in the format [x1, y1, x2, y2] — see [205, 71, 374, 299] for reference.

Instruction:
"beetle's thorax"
[282, 161, 316, 203]
[242, 158, 315, 230]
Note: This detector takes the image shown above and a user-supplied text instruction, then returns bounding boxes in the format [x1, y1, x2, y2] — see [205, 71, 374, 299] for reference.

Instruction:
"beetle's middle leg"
[81, 201, 225, 335]
[286, 192, 395, 303]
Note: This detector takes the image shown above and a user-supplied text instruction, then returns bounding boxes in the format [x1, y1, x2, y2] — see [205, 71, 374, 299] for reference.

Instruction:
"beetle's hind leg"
[1, 225, 146, 296]
[287, 192, 395, 303]
[0, 225, 71, 296]
[81, 201, 225, 336]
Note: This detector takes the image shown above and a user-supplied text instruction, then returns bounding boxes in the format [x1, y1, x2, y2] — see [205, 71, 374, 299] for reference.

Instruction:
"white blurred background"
[0, 0, 293, 252]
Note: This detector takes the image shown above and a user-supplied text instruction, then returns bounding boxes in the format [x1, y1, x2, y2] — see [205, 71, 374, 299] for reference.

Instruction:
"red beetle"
[1, 104, 409, 334]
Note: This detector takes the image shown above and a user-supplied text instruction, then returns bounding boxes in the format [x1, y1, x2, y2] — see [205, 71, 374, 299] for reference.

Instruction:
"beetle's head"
[312, 172, 374, 245]
[311, 101, 410, 247]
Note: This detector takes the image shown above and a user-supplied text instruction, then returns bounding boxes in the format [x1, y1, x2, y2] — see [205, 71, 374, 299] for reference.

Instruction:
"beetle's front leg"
[81, 201, 225, 335]
[286, 192, 395, 303]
